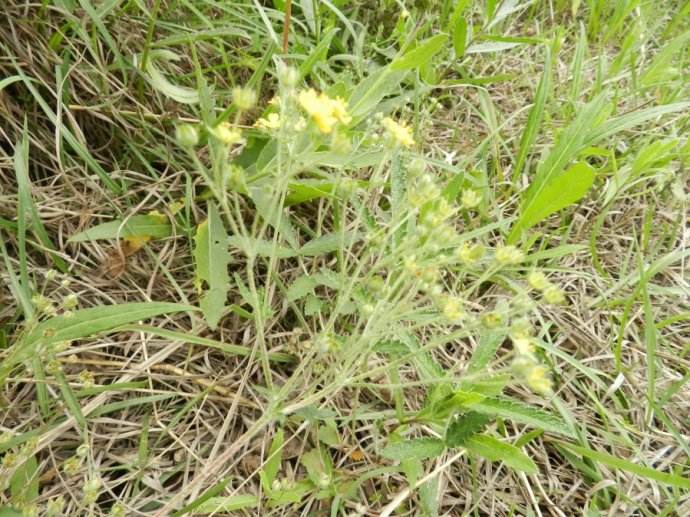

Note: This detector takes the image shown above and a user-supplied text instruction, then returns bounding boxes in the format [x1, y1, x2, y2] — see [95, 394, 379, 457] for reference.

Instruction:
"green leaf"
[14, 124, 67, 272]
[381, 438, 445, 461]
[300, 448, 333, 486]
[298, 232, 361, 256]
[0, 507, 22, 517]
[137, 49, 200, 104]
[1, 302, 193, 386]
[464, 435, 537, 473]
[261, 429, 284, 492]
[10, 455, 39, 503]
[510, 162, 596, 238]
[513, 48, 552, 181]
[287, 275, 318, 302]
[68, 215, 172, 242]
[445, 412, 491, 447]
[194, 203, 231, 329]
[392, 35, 449, 71]
[471, 397, 575, 437]
[558, 442, 690, 489]
[452, 17, 468, 57]
[194, 495, 258, 513]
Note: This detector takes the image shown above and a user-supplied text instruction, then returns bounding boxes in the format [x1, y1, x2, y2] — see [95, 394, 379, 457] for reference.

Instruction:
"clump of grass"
[1, 1, 689, 515]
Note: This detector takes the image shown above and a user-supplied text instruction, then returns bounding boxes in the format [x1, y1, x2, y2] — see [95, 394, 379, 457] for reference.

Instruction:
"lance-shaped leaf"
[194, 202, 231, 329]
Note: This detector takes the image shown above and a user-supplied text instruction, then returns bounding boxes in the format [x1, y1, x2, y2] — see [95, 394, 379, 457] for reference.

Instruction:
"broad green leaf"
[381, 438, 445, 461]
[471, 397, 575, 437]
[558, 442, 690, 489]
[464, 435, 537, 473]
[452, 17, 468, 57]
[0, 507, 22, 517]
[137, 49, 200, 104]
[228, 235, 296, 258]
[195, 495, 258, 513]
[267, 480, 313, 506]
[194, 203, 231, 329]
[445, 412, 491, 447]
[392, 35, 449, 71]
[510, 162, 596, 239]
[1, 302, 193, 386]
[68, 215, 172, 242]
[589, 101, 690, 144]
[348, 67, 407, 120]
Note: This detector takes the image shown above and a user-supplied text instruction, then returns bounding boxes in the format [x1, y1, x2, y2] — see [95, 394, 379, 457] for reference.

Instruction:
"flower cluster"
[527, 271, 565, 304]
[509, 320, 552, 394]
[297, 88, 351, 134]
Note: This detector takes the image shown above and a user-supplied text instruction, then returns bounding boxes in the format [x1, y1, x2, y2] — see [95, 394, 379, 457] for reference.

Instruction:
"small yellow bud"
[78, 370, 95, 388]
[457, 242, 485, 265]
[481, 311, 503, 328]
[63, 293, 78, 309]
[461, 189, 482, 209]
[440, 296, 465, 322]
[526, 365, 552, 394]
[495, 245, 525, 265]
[543, 285, 565, 304]
[231, 86, 257, 110]
[527, 271, 550, 290]
[512, 337, 534, 355]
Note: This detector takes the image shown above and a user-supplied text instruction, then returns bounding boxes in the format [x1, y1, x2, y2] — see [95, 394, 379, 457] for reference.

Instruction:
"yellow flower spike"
[382, 117, 415, 147]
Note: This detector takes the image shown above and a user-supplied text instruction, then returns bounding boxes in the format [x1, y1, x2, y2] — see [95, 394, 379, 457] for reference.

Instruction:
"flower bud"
[175, 124, 199, 147]
[232, 86, 257, 110]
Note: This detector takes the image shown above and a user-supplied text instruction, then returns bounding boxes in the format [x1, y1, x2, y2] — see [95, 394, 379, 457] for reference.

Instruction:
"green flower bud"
[175, 124, 200, 147]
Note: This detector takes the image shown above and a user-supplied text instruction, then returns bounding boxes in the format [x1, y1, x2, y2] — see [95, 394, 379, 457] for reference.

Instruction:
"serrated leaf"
[464, 435, 537, 473]
[68, 215, 172, 242]
[392, 35, 449, 70]
[511, 162, 596, 237]
[381, 438, 445, 461]
[194, 203, 230, 329]
[445, 412, 491, 447]
[471, 397, 575, 437]
[304, 294, 323, 316]
[1, 302, 193, 387]
[287, 275, 318, 302]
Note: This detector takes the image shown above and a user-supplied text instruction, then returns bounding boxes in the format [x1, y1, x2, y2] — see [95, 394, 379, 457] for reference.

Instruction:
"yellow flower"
[527, 271, 550, 290]
[212, 122, 244, 145]
[255, 113, 282, 131]
[543, 284, 566, 304]
[440, 296, 465, 322]
[297, 88, 350, 134]
[382, 117, 415, 147]
[526, 365, 552, 394]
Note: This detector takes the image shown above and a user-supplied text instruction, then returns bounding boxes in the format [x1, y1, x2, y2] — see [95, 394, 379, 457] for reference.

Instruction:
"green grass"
[1, 1, 689, 515]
